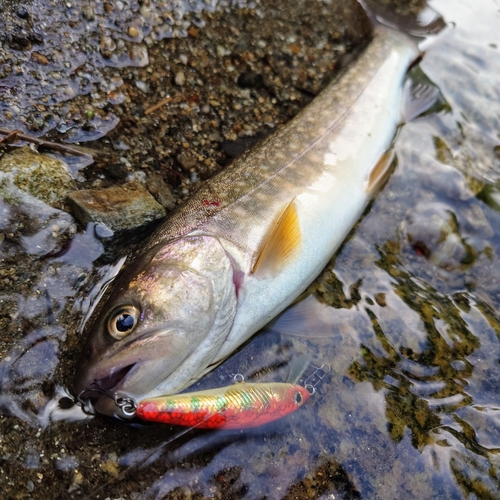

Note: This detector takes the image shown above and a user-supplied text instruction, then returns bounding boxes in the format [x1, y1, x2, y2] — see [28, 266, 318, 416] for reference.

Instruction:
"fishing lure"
[80, 355, 330, 429]
[132, 355, 329, 429]
[136, 381, 311, 429]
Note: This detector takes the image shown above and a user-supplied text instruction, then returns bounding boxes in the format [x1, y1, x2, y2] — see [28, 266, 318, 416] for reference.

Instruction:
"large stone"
[0, 147, 76, 209]
[68, 181, 167, 232]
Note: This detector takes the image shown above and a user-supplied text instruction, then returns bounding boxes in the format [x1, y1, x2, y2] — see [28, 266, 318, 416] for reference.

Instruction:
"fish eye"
[293, 391, 303, 405]
[108, 305, 140, 340]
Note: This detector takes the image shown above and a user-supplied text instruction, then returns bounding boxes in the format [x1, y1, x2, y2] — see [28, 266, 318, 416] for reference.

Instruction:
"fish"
[74, 26, 421, 418]
[136, 382, 311, 429]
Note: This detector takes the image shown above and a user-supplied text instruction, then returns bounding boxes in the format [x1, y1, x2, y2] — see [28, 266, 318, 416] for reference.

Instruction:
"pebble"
[99, 452, 120, 477]
[68, 470, 84, 493]
[67, 181, 166, 232]
[174, 70, 186, 86]
[402, 202, 471, 270]
[130, 44, 149, 66]
[146, 173, 177, 211]
[16, 7, 29, 20]
[237, 71, 264, 89]
[94, 223, 114, 239]
[100, 459, 120, 477]
[135, 80, 148, 93]
[216, 45, 227, 57]
[128, 26, 139, 38]
[31, 52, 48, 65]
[176, 152, 197, 170]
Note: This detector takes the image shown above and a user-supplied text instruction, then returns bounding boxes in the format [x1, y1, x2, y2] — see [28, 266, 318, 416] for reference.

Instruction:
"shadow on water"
[1, 0, 500, 498]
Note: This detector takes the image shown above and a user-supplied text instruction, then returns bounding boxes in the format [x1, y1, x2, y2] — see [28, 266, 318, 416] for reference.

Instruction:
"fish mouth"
[76, 363, 136, 405]
[73, 326, 182, 416]
[98, 363, 136, 392]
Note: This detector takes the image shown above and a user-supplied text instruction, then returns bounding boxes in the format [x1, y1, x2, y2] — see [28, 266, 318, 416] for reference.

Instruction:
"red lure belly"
[136, 382, 310, 429]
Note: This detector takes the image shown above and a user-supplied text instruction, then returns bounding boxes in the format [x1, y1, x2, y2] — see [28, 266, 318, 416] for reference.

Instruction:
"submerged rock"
[145, 173, 177, 211]
[0, 198, 76, 257]
[401, 202, 475, 270]
[68, 181, 166, 232]
[0, 148, 77, 255]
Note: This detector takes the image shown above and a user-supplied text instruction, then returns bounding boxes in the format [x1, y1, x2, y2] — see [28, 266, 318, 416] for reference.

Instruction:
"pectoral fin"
[252, 198, 301, 277]
[401, 66, 444, 123]
[365, 149, 396, 197]
[264, 294, 341, 338]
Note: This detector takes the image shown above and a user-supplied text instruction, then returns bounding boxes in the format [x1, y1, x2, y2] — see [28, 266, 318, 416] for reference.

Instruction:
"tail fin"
[358, 0, 451, 51]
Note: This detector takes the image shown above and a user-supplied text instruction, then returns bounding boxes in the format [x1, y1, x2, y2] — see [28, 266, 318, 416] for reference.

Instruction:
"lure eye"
[108, 305, 140, 340]
[293, 391, 303, 405]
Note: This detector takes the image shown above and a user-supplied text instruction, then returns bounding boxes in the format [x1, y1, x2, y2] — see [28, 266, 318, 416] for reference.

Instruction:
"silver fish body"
[75, 27, 419, 417]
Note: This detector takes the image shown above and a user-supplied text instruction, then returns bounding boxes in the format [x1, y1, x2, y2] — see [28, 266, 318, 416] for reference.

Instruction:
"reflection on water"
[1, 0, 500, 498]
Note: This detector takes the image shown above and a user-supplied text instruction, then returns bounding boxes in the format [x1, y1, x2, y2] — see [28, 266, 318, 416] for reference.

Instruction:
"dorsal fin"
[365, 149, 396, 197]
[252, 198, 301, 277]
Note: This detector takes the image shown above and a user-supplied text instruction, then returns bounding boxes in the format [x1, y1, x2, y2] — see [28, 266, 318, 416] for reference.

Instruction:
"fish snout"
[73, 362, 138, 418]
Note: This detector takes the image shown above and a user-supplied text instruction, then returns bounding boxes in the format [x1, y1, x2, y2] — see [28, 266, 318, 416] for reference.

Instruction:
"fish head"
[74, 235, 238, 417]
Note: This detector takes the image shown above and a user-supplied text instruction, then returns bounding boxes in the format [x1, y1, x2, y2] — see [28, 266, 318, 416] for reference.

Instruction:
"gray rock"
[401, 202, 476, 270]
[0, 197, 76, 256]
[0, 148, 77, 255]
[68, 181, 166, 232]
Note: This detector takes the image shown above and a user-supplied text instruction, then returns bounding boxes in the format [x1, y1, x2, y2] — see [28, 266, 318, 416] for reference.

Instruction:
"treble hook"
[76, 389, 98, 415]
[76, 384, 137, 418]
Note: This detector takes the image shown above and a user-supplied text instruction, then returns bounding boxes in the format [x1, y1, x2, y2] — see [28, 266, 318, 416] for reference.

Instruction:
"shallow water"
[1, 0, 500, 498]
